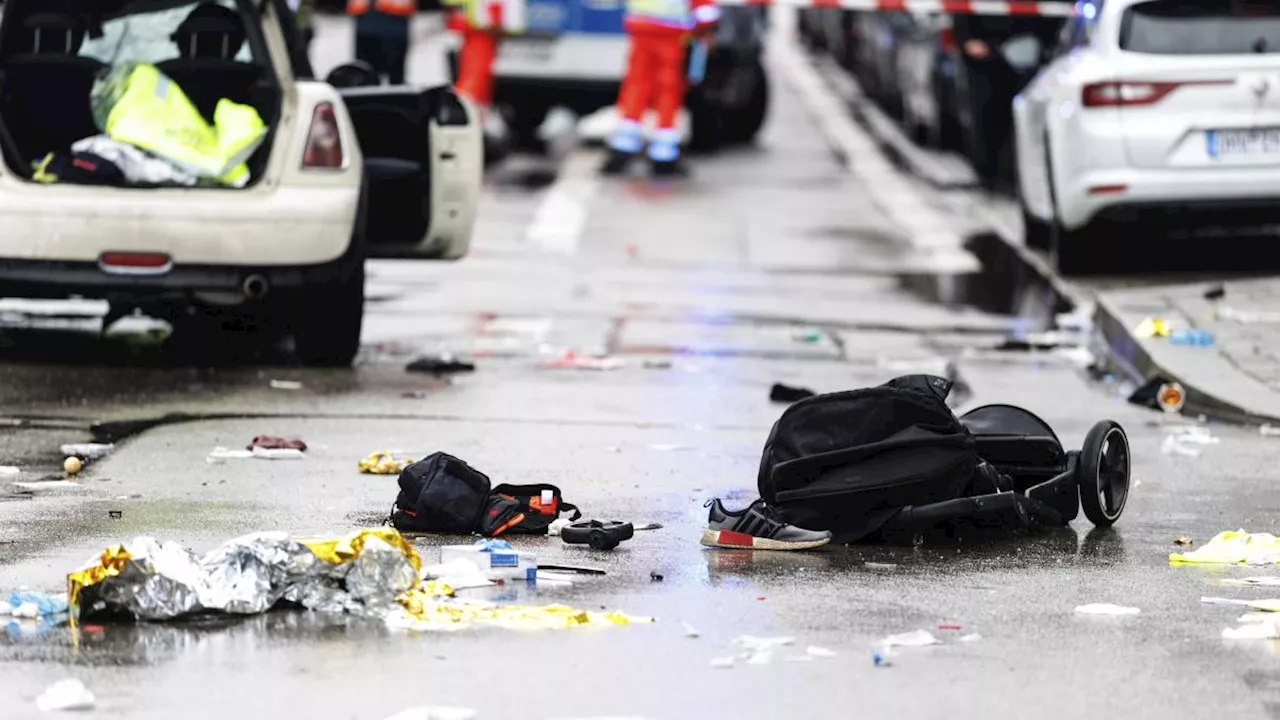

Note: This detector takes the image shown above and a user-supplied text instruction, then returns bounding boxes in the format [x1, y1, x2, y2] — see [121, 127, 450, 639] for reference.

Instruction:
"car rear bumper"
[1061, 166, 1280, 230]
[0, 182, 360, 266]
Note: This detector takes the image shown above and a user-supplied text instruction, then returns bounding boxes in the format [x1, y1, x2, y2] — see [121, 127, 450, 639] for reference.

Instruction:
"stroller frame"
[882, 404, 1132, 536]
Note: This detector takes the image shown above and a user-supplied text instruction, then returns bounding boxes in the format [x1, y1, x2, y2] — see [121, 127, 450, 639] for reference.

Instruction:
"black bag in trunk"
[758, 375, 979, 543]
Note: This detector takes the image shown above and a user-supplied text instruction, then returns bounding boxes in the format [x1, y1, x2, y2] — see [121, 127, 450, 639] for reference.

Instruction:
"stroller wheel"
[1079, 420, 1131, 527]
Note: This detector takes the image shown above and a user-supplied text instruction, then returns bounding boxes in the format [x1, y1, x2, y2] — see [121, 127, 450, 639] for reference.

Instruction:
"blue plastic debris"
[8, 590, 68, 617]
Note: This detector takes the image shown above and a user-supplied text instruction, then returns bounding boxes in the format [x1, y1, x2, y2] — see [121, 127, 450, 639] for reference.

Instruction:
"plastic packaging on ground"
[1171, 530, 1280, 566]
[359, 451, 415, 475]
[879, 629, 941, 648]
[36, 679, 95, 712]
[8, 590, 69, 617]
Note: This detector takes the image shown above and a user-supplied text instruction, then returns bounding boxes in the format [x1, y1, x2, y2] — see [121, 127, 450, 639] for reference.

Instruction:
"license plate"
[1207, 128, 1280, 157]
[501, 39, 556, 63]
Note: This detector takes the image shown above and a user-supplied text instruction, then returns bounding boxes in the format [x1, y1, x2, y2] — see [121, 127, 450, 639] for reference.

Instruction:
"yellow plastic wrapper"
[1133, 317, 1172, 339]
[359, 451, 415, 475]
[388, 596, 654, 633]
[1170, 530, 1280, 566]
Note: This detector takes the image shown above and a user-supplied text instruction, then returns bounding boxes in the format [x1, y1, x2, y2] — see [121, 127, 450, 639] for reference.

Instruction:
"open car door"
[335, 85, 482, 260]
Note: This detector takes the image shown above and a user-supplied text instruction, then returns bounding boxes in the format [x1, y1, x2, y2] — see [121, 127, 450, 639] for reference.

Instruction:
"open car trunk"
[0, 0, 282, 188]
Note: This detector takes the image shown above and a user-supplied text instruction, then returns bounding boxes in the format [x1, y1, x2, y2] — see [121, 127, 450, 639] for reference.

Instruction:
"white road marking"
[524, 149, 603, 256]
[772, 25, 979, 275]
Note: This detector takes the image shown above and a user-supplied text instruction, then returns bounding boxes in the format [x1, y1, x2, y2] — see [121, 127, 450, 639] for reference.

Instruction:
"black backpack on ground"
[390, 453, 580, 537]
[758, 375, 979, 543]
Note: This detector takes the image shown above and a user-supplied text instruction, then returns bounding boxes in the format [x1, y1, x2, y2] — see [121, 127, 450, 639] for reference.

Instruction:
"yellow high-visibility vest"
[443, 0, 527, 32]
[95, 63, 265, 187]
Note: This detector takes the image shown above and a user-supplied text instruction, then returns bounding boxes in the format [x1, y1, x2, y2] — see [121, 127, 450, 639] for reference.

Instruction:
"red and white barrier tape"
[717, 0, 1076, 16]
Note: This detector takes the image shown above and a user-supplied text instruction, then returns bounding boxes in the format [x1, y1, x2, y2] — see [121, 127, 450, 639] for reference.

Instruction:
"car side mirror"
[326, 61, 382, 88]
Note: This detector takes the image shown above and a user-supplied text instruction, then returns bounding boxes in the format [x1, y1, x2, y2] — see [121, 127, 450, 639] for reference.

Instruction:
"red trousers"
[616, 31, 686, 130]
[455, 26, 499, 108]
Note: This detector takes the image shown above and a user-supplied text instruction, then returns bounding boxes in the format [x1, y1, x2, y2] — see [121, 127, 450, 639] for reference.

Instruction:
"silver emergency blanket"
[71, 135, 198, 187]
[68, 529, 420, 621]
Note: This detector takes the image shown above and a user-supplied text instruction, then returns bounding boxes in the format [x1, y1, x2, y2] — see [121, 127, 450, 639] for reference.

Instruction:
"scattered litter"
[649, 444, 693, 452]
[406, 353, 476, 375]
[1161, 435, 1202, 457]
[248, 436, 307, 451]
[864, 562, 898, 570]
[1171, 530, 1280, 566]
[250, 446, 304, 460]
[806, 646, 837, 658]
[1220, 577, 1280, 587]
[1223, 622, 1280, 640]
[650, 572, 664, 582]
[683, 622, 699, 638]
[937, 623, 962, 631]
[959, 633, 982, 642]
[109, 510, 122, 519]
[535, 571, 576, 585]
[879, 630, 940, 648]
[36, 679, 95, 712]
[1169, 329, 1213, 347]
[733, 635, 796, 665]
[359, 451, 415, 475]
[792, 328, 823, 343]
[1161, 426, 1218, 457]
[269, 380, 303, 390]
[872, 651, 890, 667]
[10, 590, 68, 616]
[548, 518, 572, 536]
[1175, 536, 1194, 546]
[419, 558, 498, 590]
[441, 540, 537, 582]
[62, 457, 83, 475]
[206, 447, 253, 463]
[541, 352, 625, 371]
[1133, 317, 1172, 339]
[642, 360, 673, 369]
[13, 480, 82, 492]
[603, 446, 622, 453]
[633, 523, 663, 531]
[537, 564, 607, 576]
[381, 706, 478, 720]
[0, 466, 19, 476]
[1202, 596, 1280, 612]
[770, 382, 816, 403]
[1204, 284, 1225, 301]
[1262, 424, 1280, 437]
[710, 657, 734, 669]
[1074, 603, 1140, 616]
[0, 600, 9, 615]
[60, 443, 114, 460]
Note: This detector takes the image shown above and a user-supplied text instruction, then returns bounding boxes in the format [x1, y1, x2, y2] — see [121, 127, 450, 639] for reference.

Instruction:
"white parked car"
[1013, 0, 1280, 273]
[0, 0, 483, 365]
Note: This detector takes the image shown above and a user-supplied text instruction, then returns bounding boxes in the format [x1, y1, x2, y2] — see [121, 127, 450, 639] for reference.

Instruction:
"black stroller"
[758, 375, 1131, 543]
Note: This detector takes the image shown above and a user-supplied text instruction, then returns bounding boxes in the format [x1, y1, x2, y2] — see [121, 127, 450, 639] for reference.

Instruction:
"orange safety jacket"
[347, 0, 415, 16]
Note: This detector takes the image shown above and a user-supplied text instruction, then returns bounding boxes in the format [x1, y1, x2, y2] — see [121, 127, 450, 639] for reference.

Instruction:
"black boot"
[600, 149, 635, 176]
[650, 157, 690, 178]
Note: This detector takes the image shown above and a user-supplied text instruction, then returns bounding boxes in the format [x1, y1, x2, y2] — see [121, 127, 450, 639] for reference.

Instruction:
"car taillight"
[938, 27, 956, 52]
[302, 102, 344, 168]
[1082, 80, 1232, 108]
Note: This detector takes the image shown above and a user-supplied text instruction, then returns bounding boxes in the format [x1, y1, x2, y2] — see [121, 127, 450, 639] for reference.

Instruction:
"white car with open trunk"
[0, 0, 482, 365]
[1014, 0, 1280, 273]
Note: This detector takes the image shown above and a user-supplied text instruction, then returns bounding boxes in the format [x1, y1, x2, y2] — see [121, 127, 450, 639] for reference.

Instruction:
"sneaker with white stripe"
[700, 499, 832, 551]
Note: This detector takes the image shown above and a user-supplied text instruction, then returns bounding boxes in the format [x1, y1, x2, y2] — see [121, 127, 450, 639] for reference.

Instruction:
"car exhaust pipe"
[242, 274, 269, 299]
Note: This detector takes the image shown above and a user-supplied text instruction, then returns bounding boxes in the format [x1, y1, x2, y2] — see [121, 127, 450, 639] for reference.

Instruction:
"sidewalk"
[1094, 278, 1280, 424]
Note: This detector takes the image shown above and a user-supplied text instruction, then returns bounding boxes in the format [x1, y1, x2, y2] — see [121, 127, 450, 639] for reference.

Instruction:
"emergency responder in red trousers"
[445, 0, 521, 149]
[347, 0, 413, 86]
[601, 0, 720, 177]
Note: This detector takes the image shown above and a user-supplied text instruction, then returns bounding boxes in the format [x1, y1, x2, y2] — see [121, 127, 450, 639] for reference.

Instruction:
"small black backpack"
[758, 375, 979, 543]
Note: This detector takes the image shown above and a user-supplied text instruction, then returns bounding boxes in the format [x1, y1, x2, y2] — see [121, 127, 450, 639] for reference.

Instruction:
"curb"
[1092, 292, 1280, 426]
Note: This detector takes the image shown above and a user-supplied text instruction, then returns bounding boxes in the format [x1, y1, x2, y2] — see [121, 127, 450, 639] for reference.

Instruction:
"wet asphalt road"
[4, 15, 1280, 720]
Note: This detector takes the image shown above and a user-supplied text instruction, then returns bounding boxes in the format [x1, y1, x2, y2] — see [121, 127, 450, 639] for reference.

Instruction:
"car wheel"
[723, 61, 769, 145]
[687, 91, 724, 154]
[291, 265, 365, 367]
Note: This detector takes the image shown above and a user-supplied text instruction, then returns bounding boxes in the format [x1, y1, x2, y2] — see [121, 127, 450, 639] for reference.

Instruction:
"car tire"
[723, 61, 769, 145]
[291, 264, 365, 367]
[687, 92, 724, 154]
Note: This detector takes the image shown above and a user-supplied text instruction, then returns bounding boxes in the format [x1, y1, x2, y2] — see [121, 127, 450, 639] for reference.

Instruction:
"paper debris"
[879, 630, 940, 648]
[270, 380, 303, 390]
[13, 481, 82, 491]
[959, 633, 982, 642]
[710, 657, 734, 669]
[1074, 603, 1140, 616]
[548, 518, 572, 536]
[60, 443, 114, 460]
[36, 679, 95, 712]
[683, 622, 700, 638]
[649, 444, 693, 452]
[806, 646, 837, 658]
[251, 446, 305, 460]
[1224, 623, 1280, 640]
[1202, 596, 1280, 612]
[1220, 577, 1280, 587]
